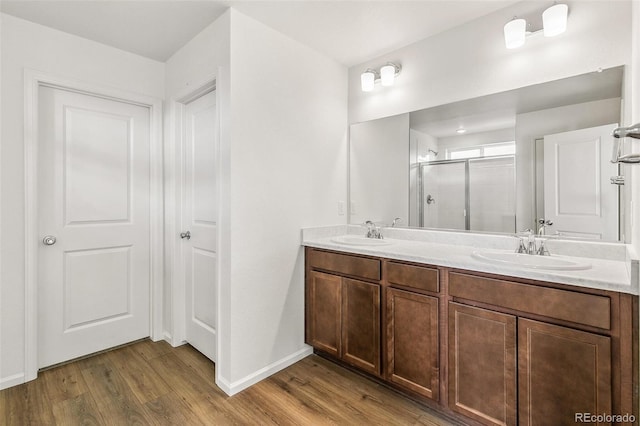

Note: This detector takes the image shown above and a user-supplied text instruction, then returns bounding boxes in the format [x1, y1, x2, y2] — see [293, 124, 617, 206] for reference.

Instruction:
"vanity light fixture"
[542, 3, 568, 37]
[504, 18, 526, 49]
[361, 69, 377, 92]
[456, 127, 467, 134]
[360, 63, 401, 92]
[504, 3, 568, 49]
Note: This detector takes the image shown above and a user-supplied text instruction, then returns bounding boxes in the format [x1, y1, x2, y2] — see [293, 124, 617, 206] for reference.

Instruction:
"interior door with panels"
[38, 86, 151, 368]
[543, 124, 619, 240]
[182, 89, 218, 362]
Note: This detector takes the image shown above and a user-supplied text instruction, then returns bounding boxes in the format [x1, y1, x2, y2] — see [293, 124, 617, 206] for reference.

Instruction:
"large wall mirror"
[349, 66, 625, 242]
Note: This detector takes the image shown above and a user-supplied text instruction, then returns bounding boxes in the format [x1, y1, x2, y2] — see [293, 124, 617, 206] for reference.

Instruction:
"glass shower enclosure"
[419, 155, 516, 233]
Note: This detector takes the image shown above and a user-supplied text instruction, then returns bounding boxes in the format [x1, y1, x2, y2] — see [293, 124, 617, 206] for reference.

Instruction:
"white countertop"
[302, 226, 639, 295]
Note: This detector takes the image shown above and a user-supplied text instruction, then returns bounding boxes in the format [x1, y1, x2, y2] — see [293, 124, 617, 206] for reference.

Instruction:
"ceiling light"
[504, 18, 526, 49]
[456, 128, 467, 134]
[360, 63, 401, 92]
[361, 69, 376, 92]
[542, 3, 568, 37]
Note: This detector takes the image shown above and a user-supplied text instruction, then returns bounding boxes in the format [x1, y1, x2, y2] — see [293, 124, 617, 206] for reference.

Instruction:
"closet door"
[182, 89, 218, 362]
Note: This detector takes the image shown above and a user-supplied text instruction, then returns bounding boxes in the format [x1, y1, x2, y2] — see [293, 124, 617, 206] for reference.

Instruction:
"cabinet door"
[307, 271, 342, 357]
[387, 288, 439, 400]
[449, 303, 517, 426]
[342, 278, 381, 375]
[518, 318, 611, 426]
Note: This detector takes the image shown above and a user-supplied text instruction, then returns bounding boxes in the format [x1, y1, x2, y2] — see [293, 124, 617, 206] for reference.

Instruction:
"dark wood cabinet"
[305, 247, 636, 426]
[342, 278, 380, 375]
[305, 253, 381, 375]
[448, 302, 517, 426]
[306, 271, 341, 357]
[386, 288, 439, 400]
[518, 318, 612, 426]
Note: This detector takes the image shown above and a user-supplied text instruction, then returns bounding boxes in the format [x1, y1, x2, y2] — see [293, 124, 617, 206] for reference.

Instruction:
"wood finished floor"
[0, 340, 459, 425]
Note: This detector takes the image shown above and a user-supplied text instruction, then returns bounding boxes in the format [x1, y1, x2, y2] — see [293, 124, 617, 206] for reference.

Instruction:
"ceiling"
[0, 0, 519, 65]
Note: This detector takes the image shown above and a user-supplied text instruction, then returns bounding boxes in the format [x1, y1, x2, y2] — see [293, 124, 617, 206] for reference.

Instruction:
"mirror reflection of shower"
[418, 154, 516, 233]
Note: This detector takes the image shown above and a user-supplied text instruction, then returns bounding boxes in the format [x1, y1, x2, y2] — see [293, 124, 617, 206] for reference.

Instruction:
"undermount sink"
[472, 251, 592, 271]
[331, 235, 392, 246]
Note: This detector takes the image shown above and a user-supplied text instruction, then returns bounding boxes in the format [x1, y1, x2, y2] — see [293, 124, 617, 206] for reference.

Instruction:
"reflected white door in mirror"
[542, 124, 619, 241]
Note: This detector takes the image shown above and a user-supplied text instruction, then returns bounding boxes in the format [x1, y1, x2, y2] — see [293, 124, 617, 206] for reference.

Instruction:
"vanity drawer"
[449, 272, 610, 329]
[387, 262, 439, 293]
[307, 249, 381, 281]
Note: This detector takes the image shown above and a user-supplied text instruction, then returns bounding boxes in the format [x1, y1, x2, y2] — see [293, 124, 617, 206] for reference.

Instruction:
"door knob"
[43, 235, 57, 245]
[180, 231, 191, 240]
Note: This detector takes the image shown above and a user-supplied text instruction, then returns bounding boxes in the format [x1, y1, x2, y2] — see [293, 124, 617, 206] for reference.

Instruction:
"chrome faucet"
[515, 229, 550, 256]
[391, 217, 402, 227]
[515, 229, 532, 254]
[365, 220, 383, 239]
[537, 219, 553, 236]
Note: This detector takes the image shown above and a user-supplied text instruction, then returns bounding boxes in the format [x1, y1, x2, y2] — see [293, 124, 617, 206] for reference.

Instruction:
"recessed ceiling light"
[456, 128, 466, 134]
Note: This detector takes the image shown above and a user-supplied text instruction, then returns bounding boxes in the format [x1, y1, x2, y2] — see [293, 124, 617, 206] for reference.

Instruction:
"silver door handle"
[611, 175, 625, 185]
[43, 235, 57, 245]
[180, 231, 191, 240]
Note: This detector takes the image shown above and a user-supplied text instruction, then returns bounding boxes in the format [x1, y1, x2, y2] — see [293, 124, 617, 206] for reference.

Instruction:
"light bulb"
[504, 18, 526, 49]
[543, 3, 568, 37]
[361, 70, 375, 92]
[380, 64, 396, 86]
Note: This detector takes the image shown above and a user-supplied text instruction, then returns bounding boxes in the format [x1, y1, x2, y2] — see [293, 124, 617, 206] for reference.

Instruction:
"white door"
[38, 86, 151, 368]
[543, 124, 619, 240]
[181, 90, 218, 362]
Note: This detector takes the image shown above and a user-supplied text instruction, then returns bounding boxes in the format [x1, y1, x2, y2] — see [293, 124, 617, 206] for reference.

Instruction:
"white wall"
[0, 13, 165, 388]
[223, 9, 347, 393]
[350, 114, 410, 226]
[164, 12, 230, 98]
[1, 6, 348, 396]
[349, 0, 631, 123]
[515, 98, 622, 233]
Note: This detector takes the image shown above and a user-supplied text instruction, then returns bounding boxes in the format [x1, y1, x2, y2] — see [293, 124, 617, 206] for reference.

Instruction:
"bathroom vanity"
[303, 227, 638, 426]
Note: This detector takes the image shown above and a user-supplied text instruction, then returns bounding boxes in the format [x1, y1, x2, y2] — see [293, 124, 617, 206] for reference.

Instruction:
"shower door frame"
[418, 159, 470, 230]
[418, 154, 516, 231]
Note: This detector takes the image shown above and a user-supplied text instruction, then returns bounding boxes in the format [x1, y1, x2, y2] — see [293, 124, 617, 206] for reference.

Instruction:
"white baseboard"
[0, 373, 25, 390]
[216, 346, 313, 396]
